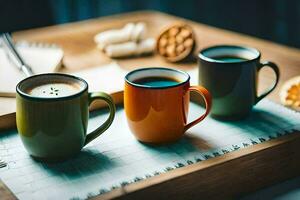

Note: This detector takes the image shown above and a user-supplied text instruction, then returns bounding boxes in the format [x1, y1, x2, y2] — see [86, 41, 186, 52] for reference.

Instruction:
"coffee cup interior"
[16, 73, 87, 99]
[125, 67, 190, 88]
[199, 45, 260, 63]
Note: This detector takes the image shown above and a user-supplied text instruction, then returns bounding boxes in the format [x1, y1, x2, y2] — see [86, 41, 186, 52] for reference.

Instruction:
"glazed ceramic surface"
[16, 73, 116, 161]
[124, 68, 211, 144]
[198, 45, 280, 119]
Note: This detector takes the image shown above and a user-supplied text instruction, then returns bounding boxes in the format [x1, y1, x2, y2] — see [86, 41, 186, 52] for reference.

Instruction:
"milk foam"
[27, 83, 81, 98]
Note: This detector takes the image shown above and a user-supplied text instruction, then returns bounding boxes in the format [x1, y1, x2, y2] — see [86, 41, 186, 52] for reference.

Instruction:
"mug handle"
[255, 61, 280, 104]
[184, 86, 212, 132]
[84, 92, 116, 146]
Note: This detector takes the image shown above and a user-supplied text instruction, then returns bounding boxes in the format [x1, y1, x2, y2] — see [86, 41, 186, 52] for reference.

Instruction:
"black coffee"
[212, 55, 248, 62]
[134, 76, 180, 87]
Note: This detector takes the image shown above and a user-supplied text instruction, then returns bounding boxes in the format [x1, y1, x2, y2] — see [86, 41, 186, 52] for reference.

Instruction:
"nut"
[169, 27, 180, 37]
[156, 23, 195, 62]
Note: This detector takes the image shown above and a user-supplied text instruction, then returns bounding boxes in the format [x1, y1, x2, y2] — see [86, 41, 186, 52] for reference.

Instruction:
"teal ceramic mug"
[16, 73, 116, 161]
[198, 45, 280, 119]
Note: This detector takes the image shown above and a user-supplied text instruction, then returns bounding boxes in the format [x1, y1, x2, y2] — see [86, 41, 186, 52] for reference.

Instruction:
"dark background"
[1, 0, 300, 48]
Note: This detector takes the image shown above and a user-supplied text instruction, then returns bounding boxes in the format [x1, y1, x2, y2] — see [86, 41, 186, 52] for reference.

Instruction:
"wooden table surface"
[1, 10, 300, 130]
[1, 11, 300, 200]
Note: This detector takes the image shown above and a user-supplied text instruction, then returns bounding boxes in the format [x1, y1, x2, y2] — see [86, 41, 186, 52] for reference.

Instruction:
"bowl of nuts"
[156, 23, 196, 62]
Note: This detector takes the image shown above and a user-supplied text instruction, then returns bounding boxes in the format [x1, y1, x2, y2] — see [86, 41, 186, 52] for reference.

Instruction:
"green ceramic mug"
[198, 45, 280, 119]
[16, 73, 116, 161]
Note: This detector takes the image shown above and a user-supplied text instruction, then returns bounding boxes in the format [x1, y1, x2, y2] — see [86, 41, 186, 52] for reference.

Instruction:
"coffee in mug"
[16, 73, 116, 161]
[124, 67, 212, 144]
[133, 76, 180, 87]
[209, 55, 248, 62]
[198, 45, 280, 119]
[27, 82, 81, 98]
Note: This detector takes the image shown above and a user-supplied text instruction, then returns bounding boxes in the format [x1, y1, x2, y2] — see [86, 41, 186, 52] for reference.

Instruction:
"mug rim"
[16, 73, 88, 101]
[198, 45, 261, 64]
[125, 67, 190, 89]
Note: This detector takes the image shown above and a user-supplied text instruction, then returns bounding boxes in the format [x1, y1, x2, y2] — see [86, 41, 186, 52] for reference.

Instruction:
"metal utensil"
[0, 158, 7, 168]
[1, 33, 34, 77]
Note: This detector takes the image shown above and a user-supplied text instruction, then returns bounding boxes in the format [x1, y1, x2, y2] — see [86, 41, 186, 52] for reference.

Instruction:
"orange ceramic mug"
[124, 67, 212, 144]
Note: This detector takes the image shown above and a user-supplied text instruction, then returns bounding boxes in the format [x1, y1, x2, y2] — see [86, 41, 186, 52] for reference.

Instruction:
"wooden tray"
[1, 91, 300, 200]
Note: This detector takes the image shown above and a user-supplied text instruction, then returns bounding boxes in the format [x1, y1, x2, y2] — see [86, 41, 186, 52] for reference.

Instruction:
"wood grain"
[0, 181, 17, 200]
[1, 11, 300, 200]
[95, 131, 300, 200]
[1, 10, 300, 130]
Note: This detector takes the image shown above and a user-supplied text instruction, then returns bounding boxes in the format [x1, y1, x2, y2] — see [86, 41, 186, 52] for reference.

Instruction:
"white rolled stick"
[94, 23, 135, 50]
[105, 42, 137, 58]
[105, 38, 155, 58]
[131, 22, 146, 42]
[136, 38, 156, 55]
[94, 23, 148, 50]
